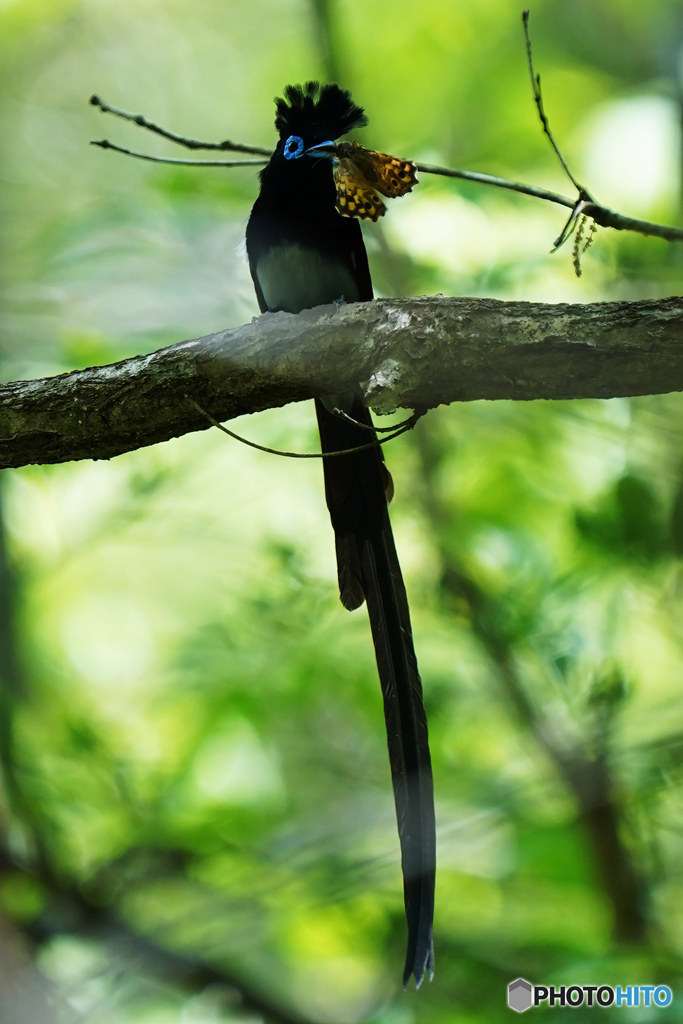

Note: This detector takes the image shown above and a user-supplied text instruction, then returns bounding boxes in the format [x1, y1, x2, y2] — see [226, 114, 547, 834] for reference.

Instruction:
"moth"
[332, 141, 418, 221]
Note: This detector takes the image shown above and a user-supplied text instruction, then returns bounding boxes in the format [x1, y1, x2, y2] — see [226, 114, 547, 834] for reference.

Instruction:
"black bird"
[245, 82, 435, 987]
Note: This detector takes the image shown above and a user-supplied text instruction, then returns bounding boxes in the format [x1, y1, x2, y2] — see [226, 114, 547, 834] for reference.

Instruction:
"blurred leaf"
[575, 473, 667, 563]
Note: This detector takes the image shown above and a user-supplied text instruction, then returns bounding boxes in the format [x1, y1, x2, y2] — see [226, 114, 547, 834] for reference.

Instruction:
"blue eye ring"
[283, 135, 304, 160]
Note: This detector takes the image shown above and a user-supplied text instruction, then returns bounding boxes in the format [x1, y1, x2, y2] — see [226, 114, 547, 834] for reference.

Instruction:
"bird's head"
[272, 81, 367, 165]
[260, 82, 416, 221]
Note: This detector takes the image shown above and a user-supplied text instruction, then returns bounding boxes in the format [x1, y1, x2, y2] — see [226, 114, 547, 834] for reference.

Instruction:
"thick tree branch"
[2, 295, 683, 470]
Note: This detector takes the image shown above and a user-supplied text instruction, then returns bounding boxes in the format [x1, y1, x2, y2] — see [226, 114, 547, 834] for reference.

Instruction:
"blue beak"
[304, 140, 337, 158]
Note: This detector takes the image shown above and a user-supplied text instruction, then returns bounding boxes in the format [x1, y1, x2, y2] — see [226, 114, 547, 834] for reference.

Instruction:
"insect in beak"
[310, 140, 419, 221]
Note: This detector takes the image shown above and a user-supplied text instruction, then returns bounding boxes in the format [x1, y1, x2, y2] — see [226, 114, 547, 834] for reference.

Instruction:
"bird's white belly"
[255, 244, 359, 314]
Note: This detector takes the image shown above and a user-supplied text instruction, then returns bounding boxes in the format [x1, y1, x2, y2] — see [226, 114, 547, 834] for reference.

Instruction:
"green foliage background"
[2, 0, 683, 1021]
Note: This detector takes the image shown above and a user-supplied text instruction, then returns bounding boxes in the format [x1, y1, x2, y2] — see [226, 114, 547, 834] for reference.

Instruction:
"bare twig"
[186, 397, 421, 457]
[91, 138, 267, 168]
[410, 163, 683, 242]
[413, 160, 575, 209]
[89, 94, 272, 156]
[521, 10, 602, 256]
[522, 10, 592, 199]
[90, 96, 683, 243]
[332, 408, 418, 432]
[581, 202, 682, 240]
[551, 198, 588, 253]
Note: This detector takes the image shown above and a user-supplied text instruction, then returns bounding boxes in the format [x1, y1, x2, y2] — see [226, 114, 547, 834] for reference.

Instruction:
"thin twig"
[414, 161, 574, 208]
[384, 156, 683, 242]
[91, 139, 267, 168]
[522, 10, 591, 199]
[90, 94, 272, 156]
[332, 407, 418, 432]
[551, 197, 590, 252]
[186, 398, 422, 457]
[90, 97, 683, 243]
[582, 203, 682, 241]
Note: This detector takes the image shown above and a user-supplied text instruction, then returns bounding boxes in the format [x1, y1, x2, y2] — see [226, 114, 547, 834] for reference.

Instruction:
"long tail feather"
[315, 397, 436, 987]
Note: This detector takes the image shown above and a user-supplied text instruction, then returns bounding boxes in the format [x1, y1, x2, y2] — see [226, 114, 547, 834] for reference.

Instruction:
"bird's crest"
[274, 82, 418, 221]
[274, 82, 367, 142]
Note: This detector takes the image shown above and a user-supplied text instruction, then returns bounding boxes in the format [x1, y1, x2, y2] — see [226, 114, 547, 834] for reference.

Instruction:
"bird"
[245, 82, 435, 988]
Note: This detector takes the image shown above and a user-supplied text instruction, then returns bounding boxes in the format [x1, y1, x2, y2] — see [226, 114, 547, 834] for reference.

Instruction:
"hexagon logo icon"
[508, 978, 533, 1013]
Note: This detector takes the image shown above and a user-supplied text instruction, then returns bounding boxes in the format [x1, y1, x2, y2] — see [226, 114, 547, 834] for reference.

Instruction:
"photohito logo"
[507, 979, 673, 1012]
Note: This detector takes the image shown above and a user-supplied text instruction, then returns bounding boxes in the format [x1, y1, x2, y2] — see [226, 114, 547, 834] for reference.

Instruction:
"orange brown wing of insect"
[334, 164, 386, 221]
[365, 151, 418, 198]
[343, 142, 418, 199]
